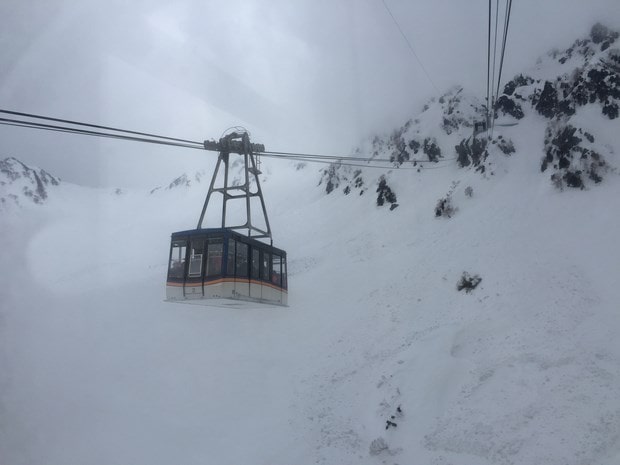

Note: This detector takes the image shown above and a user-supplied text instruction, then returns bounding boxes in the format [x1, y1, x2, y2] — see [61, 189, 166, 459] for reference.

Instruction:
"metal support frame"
[197, 132, 273, 244]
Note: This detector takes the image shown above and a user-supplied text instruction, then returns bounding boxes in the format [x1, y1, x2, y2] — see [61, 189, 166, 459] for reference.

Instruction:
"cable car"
[165, 131, 288, 307]
[166, 228, 287, 307]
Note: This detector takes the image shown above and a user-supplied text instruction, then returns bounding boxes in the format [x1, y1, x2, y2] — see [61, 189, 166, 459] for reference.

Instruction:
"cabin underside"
[165, 278, 288, 307]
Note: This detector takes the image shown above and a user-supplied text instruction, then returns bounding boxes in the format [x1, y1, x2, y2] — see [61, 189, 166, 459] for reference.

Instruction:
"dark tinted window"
[206, 238, 223, 277]
[251, 248, 260, 279]
[168, 240, 187, 279]
[282, 257, 287, 289]
[261, 251, 270, 281]
[226, 239, 235, 276]
[236, 241, 248, 277]
[272, 254, 282, 287]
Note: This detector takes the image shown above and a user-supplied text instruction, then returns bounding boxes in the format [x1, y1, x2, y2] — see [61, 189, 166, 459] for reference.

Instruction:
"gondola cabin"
[166, 228, 288, 307]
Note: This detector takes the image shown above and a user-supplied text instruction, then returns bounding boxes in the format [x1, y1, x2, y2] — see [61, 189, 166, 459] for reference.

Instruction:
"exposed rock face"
[423, 138, 442, 162]
[320, 23, 619, 202]
[0, 157, 60, 207]
[166, 171, 206, 190]
[498, 23, 620, 123]
[376, 175, 398, 210]
[542, 124, 607, 190]
[535, 81, 559, 118]
[495, 94, 525, 119]
[319, 165, 365, 196]
[148, 169, 209, 195]
[318, 164, 343, 194]
[455, 137, 488, 169]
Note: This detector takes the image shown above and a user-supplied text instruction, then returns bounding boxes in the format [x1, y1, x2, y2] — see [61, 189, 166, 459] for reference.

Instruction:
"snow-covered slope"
[2, 24, 620, 465]
[321, 23, 619, 204]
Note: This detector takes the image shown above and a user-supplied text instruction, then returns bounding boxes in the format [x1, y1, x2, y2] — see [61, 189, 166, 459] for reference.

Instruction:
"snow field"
[2, 77, 620, 464]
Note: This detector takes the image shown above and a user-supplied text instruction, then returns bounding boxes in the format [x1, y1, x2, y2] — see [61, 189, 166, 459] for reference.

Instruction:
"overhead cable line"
[0, 109, 203, 146]
[490, 0, 513, 138]
[491, 0, 500, 112]
[487, 0, 500, 135]
[486, 0, 513, 139]
[0, 117, 205, 151]
[259, 155, 449, 170]
[380, 0, 440, 93]
[486, 0, 492, 129]
[260, 149, 453, 164]
[257, 152, 454, 170]
[0, 110, 455, 170]
[495, 0, 513, 104]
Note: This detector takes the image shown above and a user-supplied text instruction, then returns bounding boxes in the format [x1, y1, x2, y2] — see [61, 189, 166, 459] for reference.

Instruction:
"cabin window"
[261, 251, 271, 282]
[236, 242, 249, 277]
[168, 240, 187, 279]
[272, 254, 282, 287]
[282, 258, 287, 289]
[251, 248, 260, 279]
[226, 239, 235, 276]
[188, 239, 204, 278]
[206, 239, 223, 277]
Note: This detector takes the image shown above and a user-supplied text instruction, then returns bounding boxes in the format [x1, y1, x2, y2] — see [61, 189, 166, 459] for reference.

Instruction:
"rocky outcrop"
[319, 23, 619, 203]
[0, 157, 60, 207]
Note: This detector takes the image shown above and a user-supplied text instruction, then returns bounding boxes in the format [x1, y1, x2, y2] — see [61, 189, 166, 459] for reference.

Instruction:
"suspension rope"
[486, 0, 492, 128]
[0, 109, 203, 146]
[0, 117, 205, 151]
[491, 0, 500, 114]
[495, 0, 513, 104]
[259, 149, 455, 164]
[258, 152, 454, 170]
[379, 0, 440, 93]
[0, 110, 456, 171]
[487, 0, 513, 139]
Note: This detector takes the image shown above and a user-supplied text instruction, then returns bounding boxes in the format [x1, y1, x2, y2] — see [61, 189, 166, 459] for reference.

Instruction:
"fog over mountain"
[0, 0, 618, 187]
[2, 23, 620, 465]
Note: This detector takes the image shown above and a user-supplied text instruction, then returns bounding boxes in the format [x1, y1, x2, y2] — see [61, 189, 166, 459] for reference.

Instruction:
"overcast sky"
[1, 0, 618, 187]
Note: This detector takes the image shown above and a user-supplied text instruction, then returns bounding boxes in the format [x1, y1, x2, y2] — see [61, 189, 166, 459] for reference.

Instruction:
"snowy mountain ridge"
[0, 156, 60, 207]
[320, 23, 619, 205]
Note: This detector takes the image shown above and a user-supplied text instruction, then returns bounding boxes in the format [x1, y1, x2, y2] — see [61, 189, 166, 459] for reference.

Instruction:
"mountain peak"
[0, 156, 61, 207]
